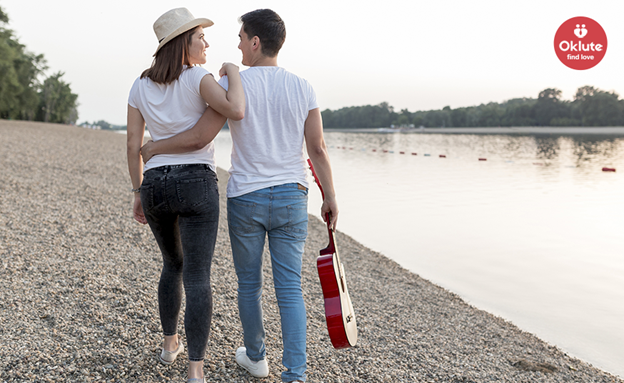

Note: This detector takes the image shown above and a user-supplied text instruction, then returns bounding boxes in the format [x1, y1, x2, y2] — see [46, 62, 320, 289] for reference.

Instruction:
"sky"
[2, 0, 623, 126]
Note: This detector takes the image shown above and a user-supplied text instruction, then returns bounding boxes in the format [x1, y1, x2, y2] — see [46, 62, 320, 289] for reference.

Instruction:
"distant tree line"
[80, 120, 126, 130]
[321, 86, 624, 129]
[0, 6, 78, 124]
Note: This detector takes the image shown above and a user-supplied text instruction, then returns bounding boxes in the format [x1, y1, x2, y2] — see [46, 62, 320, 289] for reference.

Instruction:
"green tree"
[321, 102, 396, 129]
[412, 113, 424, 127]
[464, 107, 482, 127]
[6, 36, 46, 120]
[474, 103, 503, 126]
[573, 86, 622, 126]
[0, 30, 21, 117]
[0, 6, 77, 124]
[421, 109, 448, 127]
[501, 98, 536, 126]
[534, 88, 571, 126]
[441, 106, 452, 127]
[396, 108, 412, 126]
[37, 72, 79, 124]
[450, 107, 468, 127]
[0, 6, 8, 24]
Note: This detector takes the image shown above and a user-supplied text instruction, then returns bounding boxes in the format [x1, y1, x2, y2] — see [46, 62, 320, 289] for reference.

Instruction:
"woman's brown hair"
[141, 27, 198, 84]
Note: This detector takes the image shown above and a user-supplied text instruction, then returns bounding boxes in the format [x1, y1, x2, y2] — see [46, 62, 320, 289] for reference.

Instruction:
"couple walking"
[126, 7, 337, 383]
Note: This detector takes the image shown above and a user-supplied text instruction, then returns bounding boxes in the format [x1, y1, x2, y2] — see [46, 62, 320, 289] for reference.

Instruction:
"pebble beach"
[1, 120, 622, 382]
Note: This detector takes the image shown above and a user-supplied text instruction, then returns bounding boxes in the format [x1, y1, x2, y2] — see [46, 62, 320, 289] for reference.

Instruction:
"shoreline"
[1, 119, 622, 382]
[325, 126, 624, 136]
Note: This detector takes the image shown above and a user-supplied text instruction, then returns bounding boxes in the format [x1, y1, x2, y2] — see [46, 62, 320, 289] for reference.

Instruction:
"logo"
[574, 24, 587, 38]
[554, 16, 607, 70]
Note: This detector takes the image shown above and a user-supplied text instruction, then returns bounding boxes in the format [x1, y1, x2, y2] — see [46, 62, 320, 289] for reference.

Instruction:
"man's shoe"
[159, 337, 184, 365]
[235, 347, 269, 378]
[187, 379, 206, 383]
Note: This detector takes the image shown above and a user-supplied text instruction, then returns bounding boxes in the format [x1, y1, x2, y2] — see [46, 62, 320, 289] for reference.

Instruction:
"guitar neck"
[309, 159, 345, 278]
[327, 223, 344, 266]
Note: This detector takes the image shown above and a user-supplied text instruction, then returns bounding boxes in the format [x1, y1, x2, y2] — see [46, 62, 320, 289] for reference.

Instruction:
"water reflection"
[534, 137, 559, 160]
[325, 132, 624, 166]
[570, 137, 621, 165]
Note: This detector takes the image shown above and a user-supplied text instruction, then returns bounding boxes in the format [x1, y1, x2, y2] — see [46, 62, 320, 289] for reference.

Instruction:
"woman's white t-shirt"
[128, 66, 215, 172]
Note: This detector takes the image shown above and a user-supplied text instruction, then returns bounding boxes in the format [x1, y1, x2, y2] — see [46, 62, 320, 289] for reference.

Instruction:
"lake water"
[212, 129, 624, 378]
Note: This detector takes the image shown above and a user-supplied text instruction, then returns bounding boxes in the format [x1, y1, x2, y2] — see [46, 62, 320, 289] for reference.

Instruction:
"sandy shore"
[1, 119, 622, 382]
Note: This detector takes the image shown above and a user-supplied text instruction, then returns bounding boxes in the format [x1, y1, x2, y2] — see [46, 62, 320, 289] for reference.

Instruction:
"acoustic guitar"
[307, 159, 357, 348]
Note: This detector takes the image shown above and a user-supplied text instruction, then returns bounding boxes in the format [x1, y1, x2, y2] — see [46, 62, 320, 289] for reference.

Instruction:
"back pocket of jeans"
[140, 184, 155, 212]
[227, 198, 257, 234]
[175, 178, 208, 207]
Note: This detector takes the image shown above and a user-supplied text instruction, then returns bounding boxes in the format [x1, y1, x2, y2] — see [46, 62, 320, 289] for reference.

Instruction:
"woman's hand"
[219, 62, 239, 78]
[133, 194, 147, 224]
[201, 63, 245, 120]
[140, 140, 154, 164]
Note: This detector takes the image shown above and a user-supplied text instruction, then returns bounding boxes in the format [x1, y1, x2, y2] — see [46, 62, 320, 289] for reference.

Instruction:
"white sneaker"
[159, 336, 184, 365]
[235, 347, 269, 378]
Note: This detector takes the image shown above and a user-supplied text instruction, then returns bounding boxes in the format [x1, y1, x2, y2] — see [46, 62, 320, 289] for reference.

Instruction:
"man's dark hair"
[240, 9, 286, 57]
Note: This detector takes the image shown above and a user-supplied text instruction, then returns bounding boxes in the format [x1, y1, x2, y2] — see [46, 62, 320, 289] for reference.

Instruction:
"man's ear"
[252, 36, 260, 50]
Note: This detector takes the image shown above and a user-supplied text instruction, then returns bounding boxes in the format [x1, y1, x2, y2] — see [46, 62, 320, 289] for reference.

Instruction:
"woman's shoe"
[159, 337, 184, 365]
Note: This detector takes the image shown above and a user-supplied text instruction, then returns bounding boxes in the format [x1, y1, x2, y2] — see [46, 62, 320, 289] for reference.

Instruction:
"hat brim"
[153, 18, 214, 56]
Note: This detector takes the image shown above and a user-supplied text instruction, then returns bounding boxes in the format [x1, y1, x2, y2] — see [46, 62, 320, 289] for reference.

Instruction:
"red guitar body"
[308, 159, 357, 349]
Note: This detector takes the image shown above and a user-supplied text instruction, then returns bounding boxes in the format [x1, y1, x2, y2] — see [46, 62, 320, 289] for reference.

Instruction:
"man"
[141, 9, 337, 383]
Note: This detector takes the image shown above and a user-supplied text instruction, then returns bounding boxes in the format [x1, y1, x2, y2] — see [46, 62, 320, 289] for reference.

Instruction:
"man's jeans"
[141, 164, 219, 362]
[227, 183, 308, 382]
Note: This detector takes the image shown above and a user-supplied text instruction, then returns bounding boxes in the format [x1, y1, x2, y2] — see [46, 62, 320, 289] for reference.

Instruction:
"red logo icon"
[554, 16, 607, 70]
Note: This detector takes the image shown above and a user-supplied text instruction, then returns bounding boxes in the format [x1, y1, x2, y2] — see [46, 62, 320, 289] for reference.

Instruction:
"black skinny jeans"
[140, 164, 219, 362]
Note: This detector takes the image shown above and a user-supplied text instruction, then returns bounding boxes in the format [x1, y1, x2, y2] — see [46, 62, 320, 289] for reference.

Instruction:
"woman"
[126, 8, 244, 383]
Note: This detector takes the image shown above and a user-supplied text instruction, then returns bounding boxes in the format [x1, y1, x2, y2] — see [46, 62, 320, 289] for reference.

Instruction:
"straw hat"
[153, 8, 213, 56]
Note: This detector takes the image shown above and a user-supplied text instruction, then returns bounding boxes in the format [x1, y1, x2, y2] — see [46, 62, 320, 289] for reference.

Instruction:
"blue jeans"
[227, 183, 308, 382]
[141, 164, 219, 362]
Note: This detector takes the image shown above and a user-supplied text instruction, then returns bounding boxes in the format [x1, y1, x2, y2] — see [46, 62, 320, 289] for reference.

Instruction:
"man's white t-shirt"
[128, 66, 216, 172]
[219, 66, 318, 198]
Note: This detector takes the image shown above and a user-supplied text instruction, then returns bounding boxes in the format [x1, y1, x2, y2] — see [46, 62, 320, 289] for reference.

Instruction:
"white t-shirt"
[128, 66, 216, 172]
[219, 66, 318, 198]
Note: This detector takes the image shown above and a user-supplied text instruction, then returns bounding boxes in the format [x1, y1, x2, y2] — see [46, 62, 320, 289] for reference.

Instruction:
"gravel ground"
[0, 120, 622, 383]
